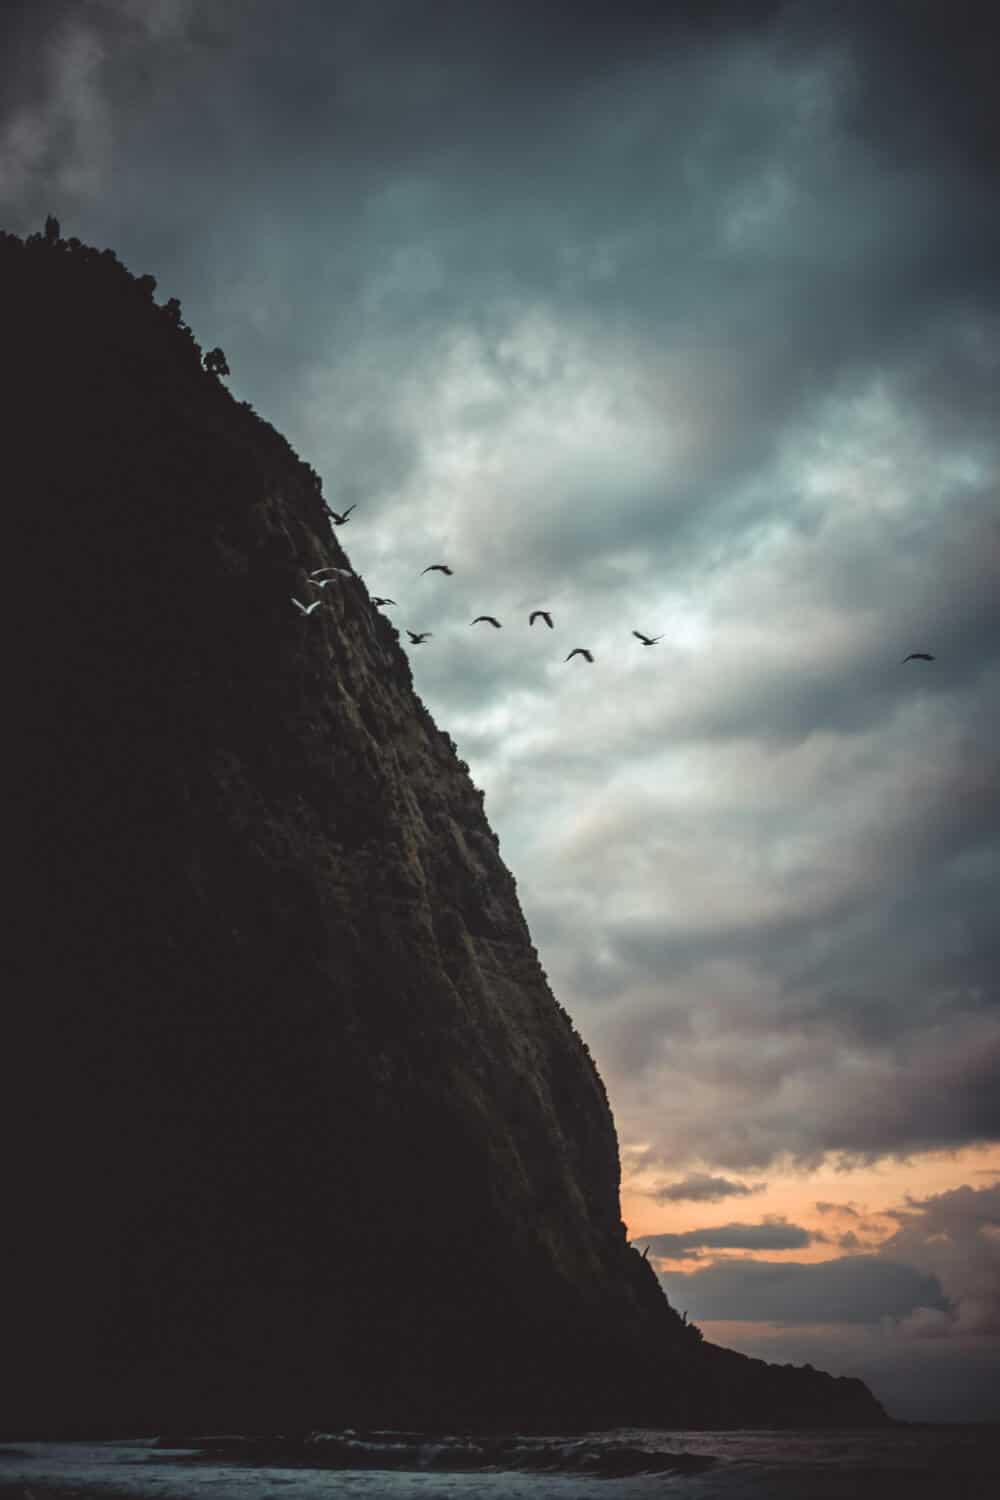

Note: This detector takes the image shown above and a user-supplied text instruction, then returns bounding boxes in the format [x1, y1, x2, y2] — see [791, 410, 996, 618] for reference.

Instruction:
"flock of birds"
[289, 505, 937, 667]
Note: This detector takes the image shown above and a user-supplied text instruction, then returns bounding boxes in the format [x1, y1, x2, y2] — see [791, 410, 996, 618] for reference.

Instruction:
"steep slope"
[3, 226, 886, 1435]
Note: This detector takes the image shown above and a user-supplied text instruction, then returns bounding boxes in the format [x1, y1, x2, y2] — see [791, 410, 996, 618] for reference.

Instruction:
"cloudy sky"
[4, 0, 998, 1421]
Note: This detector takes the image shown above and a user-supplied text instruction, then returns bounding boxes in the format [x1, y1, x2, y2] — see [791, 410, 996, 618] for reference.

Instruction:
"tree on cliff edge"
[204, 345, 230, 377]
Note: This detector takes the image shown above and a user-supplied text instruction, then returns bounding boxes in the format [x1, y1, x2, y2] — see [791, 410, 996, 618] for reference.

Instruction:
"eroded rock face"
[4, 229, 886, 1434]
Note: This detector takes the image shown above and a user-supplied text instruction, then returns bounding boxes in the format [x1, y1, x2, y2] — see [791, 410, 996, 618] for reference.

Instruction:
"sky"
[3, 0, 998, 1422]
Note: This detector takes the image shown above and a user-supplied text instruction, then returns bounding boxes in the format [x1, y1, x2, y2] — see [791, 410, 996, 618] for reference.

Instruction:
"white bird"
[292, 598, 323, 616]
[309, 567, 353, 580]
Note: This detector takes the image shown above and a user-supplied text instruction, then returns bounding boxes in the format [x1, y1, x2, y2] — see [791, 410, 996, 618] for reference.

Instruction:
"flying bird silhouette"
[471, 616, 502, 627]
[326, 505, 356, 525]
[406, 630, 433, 644]
[421, 564, 453, 576]
[632, 631, 664, 646]
[291, 598, 323, 616]
[371, 597, 397, 607]
[529, 610, 554, 628]
[565, 648, 594, 663]
[902, 652, 935, 662]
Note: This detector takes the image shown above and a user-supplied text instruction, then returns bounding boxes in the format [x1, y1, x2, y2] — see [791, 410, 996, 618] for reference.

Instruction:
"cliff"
[3, 225, 886, 1435]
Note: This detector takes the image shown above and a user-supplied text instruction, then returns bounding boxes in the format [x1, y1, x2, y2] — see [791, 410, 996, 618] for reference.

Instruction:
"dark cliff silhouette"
[3, 225, 887, 1436]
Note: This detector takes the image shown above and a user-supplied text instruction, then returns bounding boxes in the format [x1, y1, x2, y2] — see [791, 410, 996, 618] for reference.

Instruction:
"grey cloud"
[651, 1173, 767, 1204]
[660, 1254, 952, 1326]
[879, 1184, 1000, 1337]
[604, 1000, 1000, 1172]
[638, 1217, 816, 1257]
[540, 685, 1000, 1168]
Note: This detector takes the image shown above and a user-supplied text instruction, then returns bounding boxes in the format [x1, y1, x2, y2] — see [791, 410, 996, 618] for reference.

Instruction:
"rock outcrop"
[3, 227, 887, 1435]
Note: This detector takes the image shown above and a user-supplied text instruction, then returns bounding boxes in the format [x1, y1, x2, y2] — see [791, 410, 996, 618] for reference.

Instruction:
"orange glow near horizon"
[621, 1143, 1000, 1270]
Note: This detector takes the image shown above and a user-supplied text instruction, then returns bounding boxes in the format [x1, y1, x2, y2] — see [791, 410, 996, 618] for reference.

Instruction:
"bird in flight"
[632, 631, 664, 646]
[371, 596, 397, 607]
[529, 610, 554, 628]
[406, 630, 433, 644]
[902, 652, 935, 663]
[565, 648, 594, 663]
[309, 567, 353, 580]
[421, 564, 453, 576]
[292, 598, 323, 616]
[327, 505, 356, 525]
[471, 616, 502, 628]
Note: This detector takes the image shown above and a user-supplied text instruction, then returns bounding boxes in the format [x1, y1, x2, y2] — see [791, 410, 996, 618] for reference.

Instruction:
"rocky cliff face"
[4, 227, 886, 1434]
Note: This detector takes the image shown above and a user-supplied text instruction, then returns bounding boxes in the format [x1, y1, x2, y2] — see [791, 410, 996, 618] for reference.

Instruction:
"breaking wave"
[157, 1429, 716, 1478]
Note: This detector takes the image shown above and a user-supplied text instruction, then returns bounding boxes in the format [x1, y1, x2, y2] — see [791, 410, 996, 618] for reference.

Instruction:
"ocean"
[1, 1427, 996, 1500]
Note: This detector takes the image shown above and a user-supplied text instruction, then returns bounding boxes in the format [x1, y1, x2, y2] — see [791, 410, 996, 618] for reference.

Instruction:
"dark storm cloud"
[359, 0, 786, 80]
[787, 0, 1000, 177]
[881, 1184, 1000, 1336]
[638, 1217, 818, 1257]
[660, 1254, 951, 1325]
[0, 0, 783, 210]
[652, 1173, 767, 1204]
